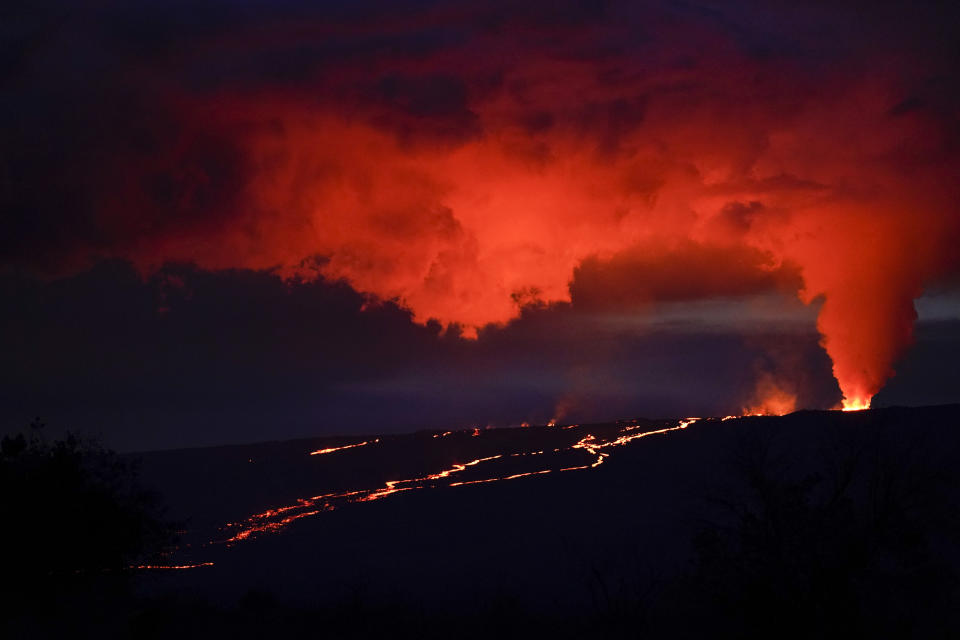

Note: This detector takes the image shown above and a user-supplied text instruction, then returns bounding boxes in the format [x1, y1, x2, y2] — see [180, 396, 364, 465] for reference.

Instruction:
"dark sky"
[2, 1, 959, 450]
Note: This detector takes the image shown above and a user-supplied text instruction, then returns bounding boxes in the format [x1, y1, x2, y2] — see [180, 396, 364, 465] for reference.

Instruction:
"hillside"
[128, 405, 960, 637]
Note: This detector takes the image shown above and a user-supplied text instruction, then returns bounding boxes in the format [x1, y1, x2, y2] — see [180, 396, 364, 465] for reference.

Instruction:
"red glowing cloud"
[8, 2, 960, 409]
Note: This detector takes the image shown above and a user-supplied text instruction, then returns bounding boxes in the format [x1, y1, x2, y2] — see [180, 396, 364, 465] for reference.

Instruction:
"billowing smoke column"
[5, 2, 960, 409]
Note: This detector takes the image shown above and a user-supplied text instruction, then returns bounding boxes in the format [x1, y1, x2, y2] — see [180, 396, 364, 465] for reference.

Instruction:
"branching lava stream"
[217, 418, 701, 546]
[141, 417, 712, 570]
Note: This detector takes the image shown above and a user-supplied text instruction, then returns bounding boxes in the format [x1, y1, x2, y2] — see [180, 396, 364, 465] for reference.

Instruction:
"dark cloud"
[369, 73, 483, 145]
[1, 259, 954, 450]
[0, 261, 439, 447]
[569, 242, 803, 310]
[875, 318, 960, 408]
[0, 260, 837, 450]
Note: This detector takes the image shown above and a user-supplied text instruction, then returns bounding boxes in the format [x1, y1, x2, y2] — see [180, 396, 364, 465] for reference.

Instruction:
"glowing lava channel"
[132, 562, 215, 570]
[216, 418, 702, 545]
[309, 439, 379, 456]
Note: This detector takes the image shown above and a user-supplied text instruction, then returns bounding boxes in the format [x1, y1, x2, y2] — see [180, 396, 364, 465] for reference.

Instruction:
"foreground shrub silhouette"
[656, 421, 960, 639]
[0, 419, 176, 633]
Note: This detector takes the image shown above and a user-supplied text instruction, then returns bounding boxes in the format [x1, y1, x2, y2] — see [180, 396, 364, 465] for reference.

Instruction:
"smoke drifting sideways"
[4, 1, 960, 411]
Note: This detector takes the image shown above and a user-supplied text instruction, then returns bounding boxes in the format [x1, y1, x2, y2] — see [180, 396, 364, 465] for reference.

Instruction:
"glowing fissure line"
[503, 469, 553, 481]
[360, 454, 503, 502]
[226, 509, 324, 542]
[133, 562, 214, 570]
[432, 427, 483, 438]
[448, 478, 500, 487]
[309, 438, 379, 456]
[222, 456, 503, 542]
[219, 419, 701, 544]
[455, 419, 699, 485]
[223, 488, 365, 542]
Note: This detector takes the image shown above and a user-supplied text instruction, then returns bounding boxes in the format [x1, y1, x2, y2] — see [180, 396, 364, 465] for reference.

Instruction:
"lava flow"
[216, 418, 702, 546]
[309, 439, 379, 456]
[132, 562, 215, 570]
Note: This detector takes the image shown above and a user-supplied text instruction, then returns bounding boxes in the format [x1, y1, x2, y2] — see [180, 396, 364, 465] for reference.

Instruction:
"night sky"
[2, 0, 959, 451]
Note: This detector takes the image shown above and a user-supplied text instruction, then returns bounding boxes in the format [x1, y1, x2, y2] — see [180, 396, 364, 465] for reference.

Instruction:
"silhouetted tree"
[0, 419, 176, 633]
[662, 427, 960, 639]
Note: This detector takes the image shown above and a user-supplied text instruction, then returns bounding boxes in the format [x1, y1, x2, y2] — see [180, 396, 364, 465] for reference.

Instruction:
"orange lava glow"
[216, 418, 703, 544]
[743, 376, 797, 416]
[841, 396, 872, 411]
[132, 562, 214, 570]
[309, 439, 379, 456]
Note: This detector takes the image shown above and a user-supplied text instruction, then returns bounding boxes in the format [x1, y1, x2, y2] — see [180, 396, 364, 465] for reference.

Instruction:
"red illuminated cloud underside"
[26, 4, 960, 409]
